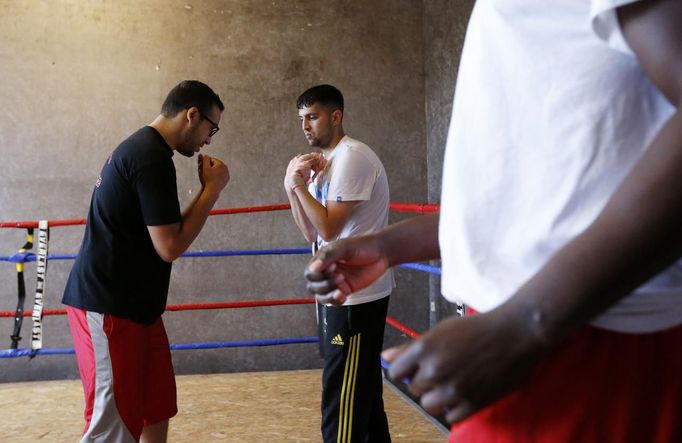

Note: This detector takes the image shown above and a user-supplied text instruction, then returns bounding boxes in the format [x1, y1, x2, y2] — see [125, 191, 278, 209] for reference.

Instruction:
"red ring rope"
[386, 316, 421, 338]
[0, 202, 439, 228]
[0, 300, 421, 339]
[0, 298, 315, 317]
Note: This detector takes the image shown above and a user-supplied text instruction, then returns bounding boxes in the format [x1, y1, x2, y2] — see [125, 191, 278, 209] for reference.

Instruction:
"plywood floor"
[0, 369, 447, 442]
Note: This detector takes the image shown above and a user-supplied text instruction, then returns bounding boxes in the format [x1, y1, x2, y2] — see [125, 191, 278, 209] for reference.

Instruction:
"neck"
[321, 131, 345, 156]
[149, 115, 181, 150]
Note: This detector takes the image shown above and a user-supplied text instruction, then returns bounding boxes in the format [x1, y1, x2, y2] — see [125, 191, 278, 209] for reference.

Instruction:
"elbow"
[318, 233, 336, 243]
[158, 253, 177, 263]
[147, 223, 186, 263]
[304, 231, 317, 243]
[318, 226, 341, 243]
[154, 246, 182, 263]
[303, 224, 318, 243]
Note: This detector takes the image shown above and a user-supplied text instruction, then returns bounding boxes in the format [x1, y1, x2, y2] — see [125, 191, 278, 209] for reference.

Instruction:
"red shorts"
[450, 323, 682, 443]
[67, 307, 177, 442]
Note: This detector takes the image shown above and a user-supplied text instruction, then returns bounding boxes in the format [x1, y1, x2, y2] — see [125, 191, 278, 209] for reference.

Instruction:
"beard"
[177, 128, 202, 157]
[307, 136, 322, 147]
[306, 127, 333, 148]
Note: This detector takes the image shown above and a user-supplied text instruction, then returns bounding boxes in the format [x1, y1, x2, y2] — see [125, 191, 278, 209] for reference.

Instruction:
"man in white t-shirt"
[284, 84, 394, 443]
[304, 1, 682, 441]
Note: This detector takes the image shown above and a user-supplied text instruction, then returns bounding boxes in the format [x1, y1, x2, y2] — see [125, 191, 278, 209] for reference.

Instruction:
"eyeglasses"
[198, 110, 220, 137]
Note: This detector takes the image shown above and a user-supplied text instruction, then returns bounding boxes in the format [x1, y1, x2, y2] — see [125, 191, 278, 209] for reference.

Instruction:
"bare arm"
[148, 154, 229, 262]
[284, 152, 355, 242]
[377, 212, 441, 265]
[291, 187, 356, 242]
[284, 153, 321, 242]
[286, 186, 317, 243]
[306, 213, 440, 304]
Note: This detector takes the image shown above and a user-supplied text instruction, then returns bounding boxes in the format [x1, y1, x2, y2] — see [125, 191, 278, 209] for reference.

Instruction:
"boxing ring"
[0, 203, 447, 441]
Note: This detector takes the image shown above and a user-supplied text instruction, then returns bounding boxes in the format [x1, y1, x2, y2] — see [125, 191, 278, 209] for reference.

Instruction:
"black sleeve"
[134, 162, 182, 226]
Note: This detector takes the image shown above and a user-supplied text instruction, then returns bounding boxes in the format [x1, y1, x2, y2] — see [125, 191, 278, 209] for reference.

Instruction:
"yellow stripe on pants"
[337, 333, 361, 443]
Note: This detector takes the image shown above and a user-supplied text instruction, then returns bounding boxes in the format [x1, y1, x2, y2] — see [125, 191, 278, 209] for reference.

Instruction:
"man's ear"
[331, 109, 343, 126]
[185, 106, 200, 125]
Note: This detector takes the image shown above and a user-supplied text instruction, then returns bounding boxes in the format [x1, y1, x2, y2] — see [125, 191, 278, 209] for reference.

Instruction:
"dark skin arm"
[306, 213, 440, 304]
[307, 0, 682, 423]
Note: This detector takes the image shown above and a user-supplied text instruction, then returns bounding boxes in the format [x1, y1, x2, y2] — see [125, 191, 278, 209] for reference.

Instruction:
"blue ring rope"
[0, 336, 320, 359]
[0, 248, 310, 262]
[171, 337, 318, 350]
[0, 249, 442, 274]
[181, 248, 310, 258]
[397, 263, 442, 275]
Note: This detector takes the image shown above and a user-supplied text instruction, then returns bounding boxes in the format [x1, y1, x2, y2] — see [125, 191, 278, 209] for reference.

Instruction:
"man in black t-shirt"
[62, 80, 229, 443]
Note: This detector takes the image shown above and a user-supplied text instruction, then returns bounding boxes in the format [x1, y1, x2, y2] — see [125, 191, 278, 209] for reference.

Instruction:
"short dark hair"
[296, 84, 344, 112]
[161, 80, 224, 117]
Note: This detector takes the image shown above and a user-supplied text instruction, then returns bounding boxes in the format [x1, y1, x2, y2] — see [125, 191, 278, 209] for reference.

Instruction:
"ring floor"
[0, 369, 448, 442]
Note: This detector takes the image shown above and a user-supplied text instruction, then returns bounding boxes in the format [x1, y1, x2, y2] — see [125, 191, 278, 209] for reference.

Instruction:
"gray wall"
[0, 0, 470, 382]
[424, 0, 475, 325]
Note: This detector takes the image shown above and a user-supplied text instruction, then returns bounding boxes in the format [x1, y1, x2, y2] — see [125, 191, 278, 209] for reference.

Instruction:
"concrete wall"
[424, 0, 476, 325]
[0, 0, 475, 383]
[0, 0, 430, 382]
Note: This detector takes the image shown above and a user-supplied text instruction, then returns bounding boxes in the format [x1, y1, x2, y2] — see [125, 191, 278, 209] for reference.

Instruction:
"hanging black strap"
[10, 228, 34, 349]
[31, 221, 49, 356]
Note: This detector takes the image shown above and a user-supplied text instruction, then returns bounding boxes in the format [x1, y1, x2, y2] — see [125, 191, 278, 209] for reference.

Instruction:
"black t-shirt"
[62, 126, 181, 324]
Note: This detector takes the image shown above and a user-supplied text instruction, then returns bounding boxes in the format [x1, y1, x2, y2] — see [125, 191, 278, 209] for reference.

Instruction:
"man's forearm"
[292, 186, 331, 234]
[175, 185, 222, 252]
[287, 188, 317, 242]
[377, 212, 441, 266]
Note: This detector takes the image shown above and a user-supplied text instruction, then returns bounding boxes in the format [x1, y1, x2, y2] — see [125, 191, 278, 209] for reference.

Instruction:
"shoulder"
[337, 136, 374, 158]
[116, 127, 173, 166]
[341, 135, 372, 153]
[337, 136, 383, 168]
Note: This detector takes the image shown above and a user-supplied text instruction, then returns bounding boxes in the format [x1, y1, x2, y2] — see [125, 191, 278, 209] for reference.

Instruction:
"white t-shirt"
[439, 0, 681, 333]
[312, 135, 395, 305]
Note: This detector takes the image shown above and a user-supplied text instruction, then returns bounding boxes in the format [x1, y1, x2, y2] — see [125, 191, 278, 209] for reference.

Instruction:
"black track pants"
[318, 296, 391, 443]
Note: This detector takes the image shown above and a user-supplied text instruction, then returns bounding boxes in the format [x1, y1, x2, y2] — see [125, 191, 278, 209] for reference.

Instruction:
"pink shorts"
[450, 323, 682, 443]
[67, 307, 177, 442]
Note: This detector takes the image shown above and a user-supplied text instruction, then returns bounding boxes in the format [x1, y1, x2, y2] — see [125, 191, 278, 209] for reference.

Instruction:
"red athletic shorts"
[450, 323, 682, 443]
[67, 307, 177, 442]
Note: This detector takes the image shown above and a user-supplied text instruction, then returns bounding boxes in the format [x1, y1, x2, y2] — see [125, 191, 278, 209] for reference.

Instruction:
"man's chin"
[178, 149, 196, 158]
